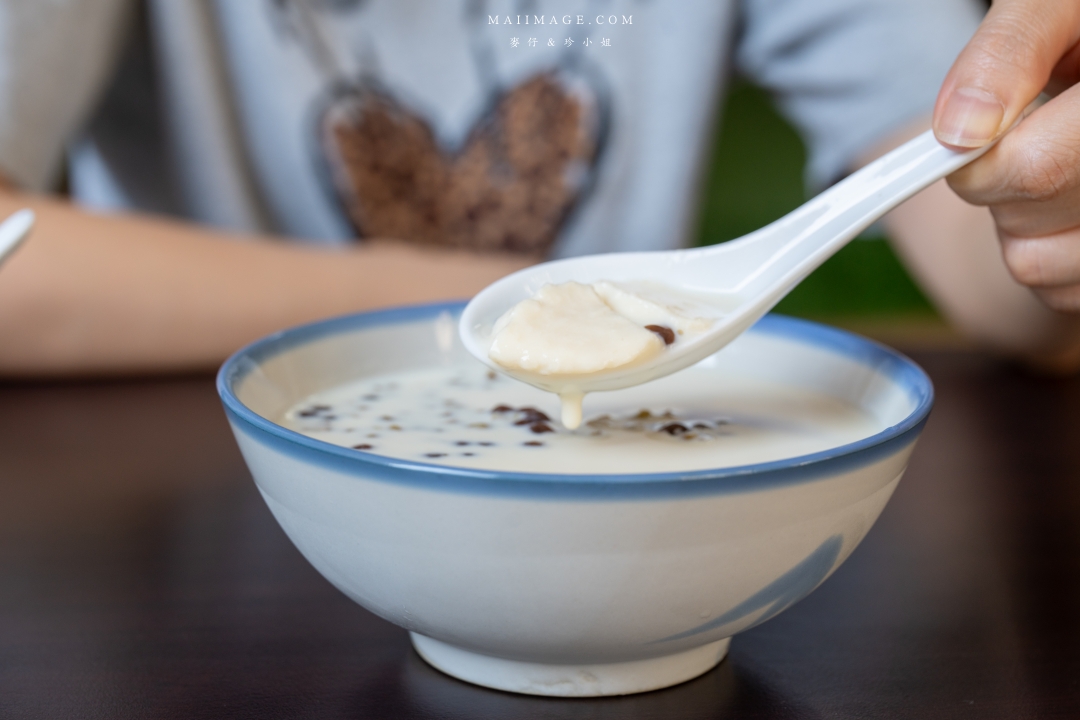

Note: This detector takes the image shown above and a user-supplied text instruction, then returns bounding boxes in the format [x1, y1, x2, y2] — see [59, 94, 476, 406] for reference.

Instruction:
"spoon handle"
[806, 128, 993, 238]
[0, 209, 34, 266]
[730, 130, 996, 298]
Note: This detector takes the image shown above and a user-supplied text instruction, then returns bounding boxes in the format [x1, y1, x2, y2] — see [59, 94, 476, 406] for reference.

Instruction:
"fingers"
[934, 0, 1080, 149]
[948, 83, 1080, 236]
[936, 0, 1080, 315]
[1032, 286, 1080, 313]
[1049, 30, 1080, 91]
[953, 85, 1080, 313]
[1000, 227, 1080, 312]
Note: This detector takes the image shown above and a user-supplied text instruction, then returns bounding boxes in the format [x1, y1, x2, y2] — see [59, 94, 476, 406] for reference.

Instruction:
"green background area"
[694, 81, 937, 319]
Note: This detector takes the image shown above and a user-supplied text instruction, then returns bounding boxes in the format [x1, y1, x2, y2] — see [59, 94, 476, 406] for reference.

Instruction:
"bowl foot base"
[410, 633, 730, 697]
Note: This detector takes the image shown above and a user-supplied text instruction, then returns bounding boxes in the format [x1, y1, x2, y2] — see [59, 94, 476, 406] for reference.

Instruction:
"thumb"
[934, 0, 1080, 149]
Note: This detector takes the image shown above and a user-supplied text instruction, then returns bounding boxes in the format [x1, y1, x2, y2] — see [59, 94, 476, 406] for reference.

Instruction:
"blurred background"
[699, 80, 956, 348]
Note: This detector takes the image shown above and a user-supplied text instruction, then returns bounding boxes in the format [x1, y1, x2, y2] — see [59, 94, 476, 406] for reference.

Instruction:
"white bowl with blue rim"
[217, 301, 932, 698]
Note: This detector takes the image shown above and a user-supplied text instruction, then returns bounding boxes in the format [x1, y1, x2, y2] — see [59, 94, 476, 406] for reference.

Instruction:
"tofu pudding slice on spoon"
[461, 130, 1005, 427]
[486, 279, 724, 428]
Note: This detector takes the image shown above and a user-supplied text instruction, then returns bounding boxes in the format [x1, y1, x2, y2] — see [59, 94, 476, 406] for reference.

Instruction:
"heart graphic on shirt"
[317, 71, 606, 254]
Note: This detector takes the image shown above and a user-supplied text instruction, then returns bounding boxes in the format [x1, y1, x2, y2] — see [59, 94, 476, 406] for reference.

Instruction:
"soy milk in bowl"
[218, 302, 931, 697]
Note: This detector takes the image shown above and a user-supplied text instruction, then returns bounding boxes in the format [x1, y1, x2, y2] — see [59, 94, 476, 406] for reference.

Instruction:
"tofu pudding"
[487, 280, 727, 428]
[282, 358, 883, 475]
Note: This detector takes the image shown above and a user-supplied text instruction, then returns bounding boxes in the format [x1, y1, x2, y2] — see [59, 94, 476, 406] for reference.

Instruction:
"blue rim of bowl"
[217, 301, 933, 500]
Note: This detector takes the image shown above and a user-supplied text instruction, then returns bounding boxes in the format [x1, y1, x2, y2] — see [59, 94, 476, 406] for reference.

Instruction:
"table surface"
[2, 351, 1079, 719]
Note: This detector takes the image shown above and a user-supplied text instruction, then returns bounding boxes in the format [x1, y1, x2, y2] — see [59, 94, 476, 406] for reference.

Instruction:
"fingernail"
[936, 87, 1005, 147]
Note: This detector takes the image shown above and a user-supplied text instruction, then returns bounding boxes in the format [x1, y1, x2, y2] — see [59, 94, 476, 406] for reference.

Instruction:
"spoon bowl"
[461, 130, 996, 395]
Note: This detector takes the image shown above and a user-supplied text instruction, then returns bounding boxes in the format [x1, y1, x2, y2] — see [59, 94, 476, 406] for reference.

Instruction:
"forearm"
[0, 190, 533, 376]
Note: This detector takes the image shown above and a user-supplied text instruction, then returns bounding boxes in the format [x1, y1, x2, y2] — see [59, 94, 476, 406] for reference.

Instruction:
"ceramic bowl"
[217, 302, 932, 697]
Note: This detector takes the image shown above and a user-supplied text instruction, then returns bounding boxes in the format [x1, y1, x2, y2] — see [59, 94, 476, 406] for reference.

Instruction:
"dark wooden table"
[2, 351, 1079, 719]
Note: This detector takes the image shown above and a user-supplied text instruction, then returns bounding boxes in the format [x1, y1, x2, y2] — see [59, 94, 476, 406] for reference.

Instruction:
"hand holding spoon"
[460, 130, 1001, 423]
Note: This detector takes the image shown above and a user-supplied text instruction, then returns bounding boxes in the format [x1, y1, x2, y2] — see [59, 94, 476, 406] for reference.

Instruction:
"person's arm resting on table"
[0, 187, 531, 376]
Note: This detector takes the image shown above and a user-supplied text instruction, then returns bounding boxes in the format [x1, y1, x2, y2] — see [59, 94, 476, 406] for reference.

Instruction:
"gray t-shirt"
[0, 0, 982, 256]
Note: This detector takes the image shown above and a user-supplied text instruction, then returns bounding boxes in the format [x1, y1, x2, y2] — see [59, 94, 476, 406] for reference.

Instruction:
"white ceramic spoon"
[460, 129, 996, 398]
[0, 209, 34, 267]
